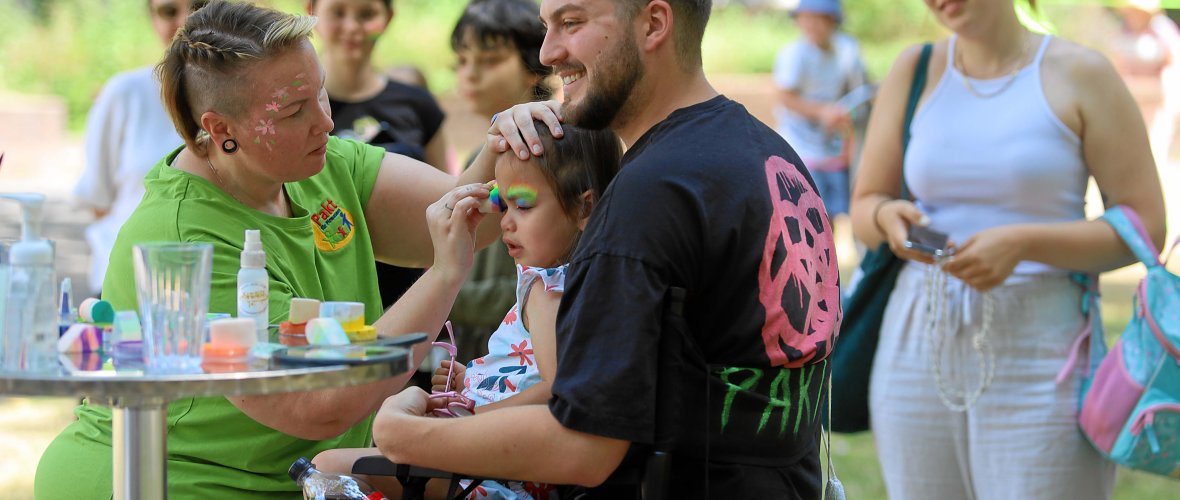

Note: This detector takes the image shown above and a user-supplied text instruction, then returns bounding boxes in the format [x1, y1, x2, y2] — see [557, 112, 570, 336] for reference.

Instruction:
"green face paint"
[292, 72, 309, 91]
[505, 184, 538, 208]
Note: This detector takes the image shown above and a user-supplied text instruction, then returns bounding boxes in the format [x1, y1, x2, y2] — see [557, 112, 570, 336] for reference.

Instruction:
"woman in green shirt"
[33, 1, 539, 498]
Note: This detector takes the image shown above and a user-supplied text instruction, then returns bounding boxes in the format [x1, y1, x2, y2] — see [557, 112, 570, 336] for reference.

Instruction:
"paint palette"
[272, 345, 404, 366]
[271, 332, 427, 366]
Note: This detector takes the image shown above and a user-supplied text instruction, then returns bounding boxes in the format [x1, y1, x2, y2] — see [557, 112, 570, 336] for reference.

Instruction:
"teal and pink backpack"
[1077, 206, 1180, 478]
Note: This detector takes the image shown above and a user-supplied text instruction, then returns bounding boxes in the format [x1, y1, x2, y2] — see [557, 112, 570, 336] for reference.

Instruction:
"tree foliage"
[0, 0, 945, 129]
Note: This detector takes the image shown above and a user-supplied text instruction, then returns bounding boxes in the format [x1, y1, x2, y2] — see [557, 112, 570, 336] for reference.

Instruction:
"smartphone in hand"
[904, 225, 950, 257]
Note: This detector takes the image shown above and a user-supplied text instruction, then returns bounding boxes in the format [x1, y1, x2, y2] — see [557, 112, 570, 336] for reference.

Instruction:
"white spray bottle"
[237, 229, 269, 343]
[0, 193, 57, 371]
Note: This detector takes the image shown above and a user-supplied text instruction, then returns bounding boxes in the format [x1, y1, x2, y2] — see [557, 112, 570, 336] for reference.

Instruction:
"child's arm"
[471, 281, 560, 413]
[774, 43, 850, 132]
[779, 89, 851, 132]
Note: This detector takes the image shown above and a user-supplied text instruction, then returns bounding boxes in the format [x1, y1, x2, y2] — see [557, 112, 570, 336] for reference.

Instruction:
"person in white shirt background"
[73, 0, 206, 296]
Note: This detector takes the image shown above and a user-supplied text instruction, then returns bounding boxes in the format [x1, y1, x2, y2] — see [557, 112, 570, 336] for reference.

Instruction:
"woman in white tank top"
[849, 0, 1165, 498]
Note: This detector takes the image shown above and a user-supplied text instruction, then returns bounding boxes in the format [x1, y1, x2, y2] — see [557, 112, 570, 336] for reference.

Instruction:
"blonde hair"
[157, 0, 317, 153]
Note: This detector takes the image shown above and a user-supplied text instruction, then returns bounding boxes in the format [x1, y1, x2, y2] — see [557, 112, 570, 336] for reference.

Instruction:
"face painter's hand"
[426, 183, 490, 284]
[488, 100, 564, 160]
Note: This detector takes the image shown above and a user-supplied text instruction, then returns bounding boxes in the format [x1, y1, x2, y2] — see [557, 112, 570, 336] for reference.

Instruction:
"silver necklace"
[205, 158, 243, 204]
[956, 36, 1030, 99]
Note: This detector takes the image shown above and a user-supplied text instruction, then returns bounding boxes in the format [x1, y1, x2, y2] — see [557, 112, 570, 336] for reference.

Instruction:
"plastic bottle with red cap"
[288, 457, 386, 500]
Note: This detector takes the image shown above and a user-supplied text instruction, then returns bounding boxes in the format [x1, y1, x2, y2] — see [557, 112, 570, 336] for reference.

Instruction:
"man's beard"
[562, 34, 643, 130]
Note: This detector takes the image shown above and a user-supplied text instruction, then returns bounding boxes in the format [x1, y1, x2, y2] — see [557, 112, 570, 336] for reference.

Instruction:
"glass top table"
[0, 343, 414, 499]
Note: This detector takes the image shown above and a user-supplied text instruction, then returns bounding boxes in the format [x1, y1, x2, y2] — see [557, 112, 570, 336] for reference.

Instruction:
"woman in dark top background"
[308, 0, 450, 311]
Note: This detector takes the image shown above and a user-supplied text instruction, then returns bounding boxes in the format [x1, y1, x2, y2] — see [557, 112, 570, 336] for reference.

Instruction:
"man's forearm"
[374, 403, 629, 486]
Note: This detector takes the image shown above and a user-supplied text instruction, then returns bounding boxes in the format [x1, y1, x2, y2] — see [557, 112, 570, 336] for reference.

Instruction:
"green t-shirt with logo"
[35, 137, 389, 499]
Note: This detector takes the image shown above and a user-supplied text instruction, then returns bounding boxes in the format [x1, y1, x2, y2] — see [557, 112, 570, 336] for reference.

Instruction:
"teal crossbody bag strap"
[900, 43, 932, 199]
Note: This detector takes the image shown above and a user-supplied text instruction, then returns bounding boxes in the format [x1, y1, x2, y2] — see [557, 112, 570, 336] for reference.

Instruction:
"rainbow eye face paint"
[479, 180, 507, 214]
[505, 184, 538, 209]
[490, 181, 507, 211]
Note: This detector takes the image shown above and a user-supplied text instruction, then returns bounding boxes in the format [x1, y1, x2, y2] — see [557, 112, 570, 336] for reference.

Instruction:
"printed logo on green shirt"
[311, 198, 356, 252]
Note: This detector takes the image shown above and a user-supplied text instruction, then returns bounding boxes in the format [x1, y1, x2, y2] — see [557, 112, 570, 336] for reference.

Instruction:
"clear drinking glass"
[132, 242, 212, 374]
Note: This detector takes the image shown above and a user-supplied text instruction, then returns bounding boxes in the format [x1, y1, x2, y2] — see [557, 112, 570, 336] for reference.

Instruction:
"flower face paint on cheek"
[254, 72, 316, 151]
[505, 184, 539, 209]
[255, 119, 276, 135]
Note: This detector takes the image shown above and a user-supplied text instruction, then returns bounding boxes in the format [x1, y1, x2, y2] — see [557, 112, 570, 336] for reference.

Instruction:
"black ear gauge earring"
[222, 139, 239, 154]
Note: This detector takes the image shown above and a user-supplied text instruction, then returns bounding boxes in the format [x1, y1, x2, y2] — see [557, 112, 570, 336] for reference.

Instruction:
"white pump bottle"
[237, 229, 269, 343]
[0, 193, 57, 370]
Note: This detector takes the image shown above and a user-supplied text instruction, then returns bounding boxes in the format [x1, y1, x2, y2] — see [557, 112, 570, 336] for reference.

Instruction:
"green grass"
[830, 431, 1179, 499]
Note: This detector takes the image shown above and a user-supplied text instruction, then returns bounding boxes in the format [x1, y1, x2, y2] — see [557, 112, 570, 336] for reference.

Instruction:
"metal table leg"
[111, 403, 168, 499]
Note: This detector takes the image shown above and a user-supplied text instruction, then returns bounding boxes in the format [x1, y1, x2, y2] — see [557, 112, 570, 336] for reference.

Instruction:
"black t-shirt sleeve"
[549, 253, 666, 443]
[548, 164, 705, 444]
[402, 84, 445, 143]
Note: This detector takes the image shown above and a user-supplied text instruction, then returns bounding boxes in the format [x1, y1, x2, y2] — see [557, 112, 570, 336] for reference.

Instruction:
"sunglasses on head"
[429, 321, 475, 418]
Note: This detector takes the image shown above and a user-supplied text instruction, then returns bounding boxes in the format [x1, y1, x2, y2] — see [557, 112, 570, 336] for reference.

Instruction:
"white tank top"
[905, 35, 1088, 276]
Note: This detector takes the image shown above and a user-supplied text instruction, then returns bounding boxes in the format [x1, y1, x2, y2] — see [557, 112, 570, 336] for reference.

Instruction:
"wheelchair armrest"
[352, 451, 670, 500]
[351, 454, 499, 500]
[352, 454, 500, 481]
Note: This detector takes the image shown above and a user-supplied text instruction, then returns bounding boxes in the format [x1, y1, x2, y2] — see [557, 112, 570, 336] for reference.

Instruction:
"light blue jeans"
[809, 168, 849, 216]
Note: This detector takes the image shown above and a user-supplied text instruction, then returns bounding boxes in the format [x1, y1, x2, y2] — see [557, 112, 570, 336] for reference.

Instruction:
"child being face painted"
[494, 120, 622, 268]
[307, 0, 392, 63]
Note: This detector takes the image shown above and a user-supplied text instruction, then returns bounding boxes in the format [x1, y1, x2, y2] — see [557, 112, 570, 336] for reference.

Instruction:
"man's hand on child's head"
[487, 100, 564, 160]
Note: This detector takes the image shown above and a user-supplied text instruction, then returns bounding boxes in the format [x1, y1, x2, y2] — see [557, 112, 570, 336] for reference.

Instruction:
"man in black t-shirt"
[374, 1, 840, 497]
